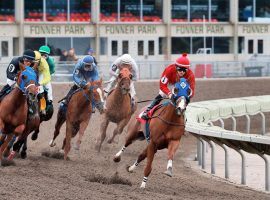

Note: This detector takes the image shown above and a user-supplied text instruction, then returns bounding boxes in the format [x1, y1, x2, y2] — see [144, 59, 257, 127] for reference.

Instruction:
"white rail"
[185, 95, 270, 191]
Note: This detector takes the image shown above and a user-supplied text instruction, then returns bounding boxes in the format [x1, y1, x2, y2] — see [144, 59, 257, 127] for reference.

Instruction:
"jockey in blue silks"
[60, 55, 100, 108]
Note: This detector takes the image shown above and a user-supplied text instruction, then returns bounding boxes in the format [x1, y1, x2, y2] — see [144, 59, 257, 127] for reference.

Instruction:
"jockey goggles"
[41, 53, 49, 59]
[23, 58, 34, 64]
[83, 62, 93, 71]
[176, 67, 188, 72]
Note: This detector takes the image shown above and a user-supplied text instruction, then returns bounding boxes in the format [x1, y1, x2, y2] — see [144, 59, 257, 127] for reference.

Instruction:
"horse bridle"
[149, 97, 186, 127]
[81, 85, 104, 110]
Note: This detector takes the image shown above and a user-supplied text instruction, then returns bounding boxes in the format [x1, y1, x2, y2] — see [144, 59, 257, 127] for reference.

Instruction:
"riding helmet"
[23, 49, 35, 61]
[39, 45, 51, 55]
[120, 54, 133, 65]
[175, 53, 190, 69]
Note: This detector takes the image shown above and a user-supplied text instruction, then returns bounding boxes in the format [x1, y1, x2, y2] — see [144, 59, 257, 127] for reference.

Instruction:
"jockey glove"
[80, 80, 87, 88]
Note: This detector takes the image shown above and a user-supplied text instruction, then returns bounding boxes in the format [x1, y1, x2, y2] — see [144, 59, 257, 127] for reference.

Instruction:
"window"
[143, 0, 162, 22]
[73, 37, 94, 55]
[100, 37, 108, 55]
[47, 38, 71, 55]
[24, 0, 43, 21]
[1, 41, 8, 57]
[171, 0, 188, 22]
[148, 40, 154, 55]
[70, 0, 91, 21]
[100, 0, 162, 22]
[122, 40, 129, 54]
[239, 0, 253, 22]
[190, 0, 209, 22]
[238, 37, 244, 54]
[159, 37, 167, 55]
[13, 38, 19, 56]
[211, 0, 229, 22]
[25, 38, 46, 51]
[112, 40, 118, 56]
[120, 0, 140, 22]
[213, 37, 232, 53]
[258, 40, 263, 54]
[100, 0, 118, 22]
[248, 40, 253, 54]
[46, 0, 67, 21]
[138, 41, 144, 56]
[0, 0, 15, 21]
[171, 37, 190, 54]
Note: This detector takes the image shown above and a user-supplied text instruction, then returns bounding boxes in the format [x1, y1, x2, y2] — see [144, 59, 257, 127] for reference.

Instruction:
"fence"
[0, 60, 270, 83]
[185, 95, 270, 191]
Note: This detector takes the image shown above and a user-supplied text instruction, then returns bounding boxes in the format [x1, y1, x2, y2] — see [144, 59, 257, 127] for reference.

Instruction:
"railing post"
[221, 144, 229, 179]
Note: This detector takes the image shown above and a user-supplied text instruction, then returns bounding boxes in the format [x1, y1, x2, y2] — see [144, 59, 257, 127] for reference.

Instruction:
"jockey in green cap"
[39, 45, 55, 75]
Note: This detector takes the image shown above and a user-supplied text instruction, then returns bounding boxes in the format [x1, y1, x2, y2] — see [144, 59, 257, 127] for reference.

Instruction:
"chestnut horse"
[95, 68, 137, 152]
[49, 80, 104, 160]
[0, 66, 38, 165]
[113, 78, 190, 188]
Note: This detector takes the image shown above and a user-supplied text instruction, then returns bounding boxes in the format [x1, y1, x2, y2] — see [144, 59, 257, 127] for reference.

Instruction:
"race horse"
[95, 68, 137, 152]
[113, 78, 190, 188]
[49, 80, 104, 160]
[0, 66, 38, 165]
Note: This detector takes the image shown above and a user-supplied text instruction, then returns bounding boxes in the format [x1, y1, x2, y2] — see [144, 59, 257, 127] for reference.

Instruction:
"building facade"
[0, 0, 270, 63]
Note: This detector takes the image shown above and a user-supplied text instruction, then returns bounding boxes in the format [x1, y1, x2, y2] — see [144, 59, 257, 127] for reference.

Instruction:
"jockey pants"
[39, 82, 53, 102]
[38, 73, 53, 101]
[104, 75, 136, 99]
[7, 78, 16, 86]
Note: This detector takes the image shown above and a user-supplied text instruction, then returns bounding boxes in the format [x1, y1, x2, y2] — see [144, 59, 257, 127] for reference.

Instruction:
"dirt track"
[0, 80, 270, 200]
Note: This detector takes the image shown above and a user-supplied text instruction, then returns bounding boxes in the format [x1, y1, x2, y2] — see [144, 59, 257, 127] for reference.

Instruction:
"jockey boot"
[141, 94, 163, 120]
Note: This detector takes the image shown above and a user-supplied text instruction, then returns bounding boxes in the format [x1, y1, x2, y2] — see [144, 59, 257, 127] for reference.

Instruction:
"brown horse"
[49, 80, 104, 160]
[113, 79, 189, 188]
[95, 68, 137, 152]
[0, 66, 38, 165]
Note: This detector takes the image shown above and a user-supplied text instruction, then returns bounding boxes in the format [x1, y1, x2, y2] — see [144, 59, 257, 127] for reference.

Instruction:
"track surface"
[0, 82, 270, 200]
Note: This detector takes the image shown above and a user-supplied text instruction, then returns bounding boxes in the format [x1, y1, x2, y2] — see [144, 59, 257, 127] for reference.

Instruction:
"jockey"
[0, 49, 36, 99]
[60, 55, 100, 107]
[104, 54, 138, 103]
[141, 53, 195, 120]
[39, 45, 55, 75]
[33, 51, 53, 104]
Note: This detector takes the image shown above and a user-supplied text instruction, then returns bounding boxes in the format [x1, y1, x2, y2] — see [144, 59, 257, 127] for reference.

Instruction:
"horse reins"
[149, 106, 185, 127]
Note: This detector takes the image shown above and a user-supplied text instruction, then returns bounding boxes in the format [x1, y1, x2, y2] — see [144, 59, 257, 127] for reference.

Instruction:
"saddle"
[136, 103, 165, 142]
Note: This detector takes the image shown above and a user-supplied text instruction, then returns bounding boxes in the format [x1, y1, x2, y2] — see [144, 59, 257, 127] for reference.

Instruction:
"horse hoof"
[140, 182, 146, 189]
[49, 140, 56, 147]
[126, 165, 134, 173]
[113, 156, 121, 163]
[59, 149, 64, 154]
[1, 158, 15, 166]
[31, 133, 38, 141]
[20, 151, 27, 159]
[164, 168, 173, 177]
[107, 139, 112, 144]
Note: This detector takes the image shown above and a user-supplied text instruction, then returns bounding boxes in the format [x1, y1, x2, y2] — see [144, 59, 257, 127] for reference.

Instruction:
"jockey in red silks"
[141, 53, 196, 120]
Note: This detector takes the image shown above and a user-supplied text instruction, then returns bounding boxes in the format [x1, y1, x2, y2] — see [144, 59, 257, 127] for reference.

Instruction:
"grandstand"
[0, 0, 270, 64]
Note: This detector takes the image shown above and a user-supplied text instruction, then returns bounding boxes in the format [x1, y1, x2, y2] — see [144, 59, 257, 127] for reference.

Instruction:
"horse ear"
[129, 74, 133, 80]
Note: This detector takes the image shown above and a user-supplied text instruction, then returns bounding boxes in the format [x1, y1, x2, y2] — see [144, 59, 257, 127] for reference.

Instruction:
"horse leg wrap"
[167, 159, 173, 170]
[115, 146, 126, 157]
[128, 160, 139, 172]
[140, 177, 148, 189]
